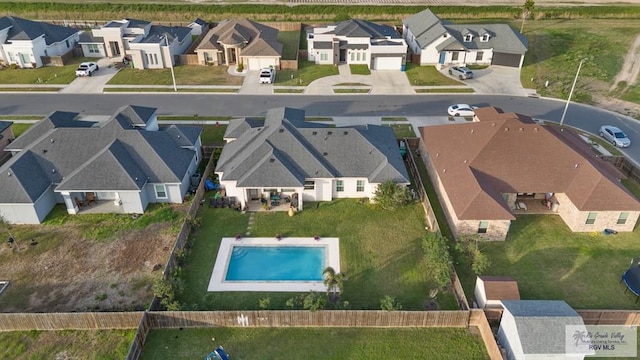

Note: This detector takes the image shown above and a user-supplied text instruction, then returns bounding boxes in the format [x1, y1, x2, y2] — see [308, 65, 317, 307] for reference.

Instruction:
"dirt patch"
[593, 95, 640, 119]
[611, 33, 640, 92]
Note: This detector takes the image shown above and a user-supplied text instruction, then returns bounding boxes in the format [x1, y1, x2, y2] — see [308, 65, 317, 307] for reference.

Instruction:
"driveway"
[60, 58, 120, 94]
[238, 70, 273, 95]
[305, 65, 413, 95]
[441, 65, 531, 96]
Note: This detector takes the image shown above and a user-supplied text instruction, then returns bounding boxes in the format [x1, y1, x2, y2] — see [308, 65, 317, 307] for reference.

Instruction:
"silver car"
[448, 66, 473, 80]
[599, 125, 630, 147]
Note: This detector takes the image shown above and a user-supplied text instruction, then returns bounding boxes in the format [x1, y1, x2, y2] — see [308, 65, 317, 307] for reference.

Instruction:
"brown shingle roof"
[196, 18, 282, 57]
[479, 276, 520, 301]
[420, 107, 640, 220]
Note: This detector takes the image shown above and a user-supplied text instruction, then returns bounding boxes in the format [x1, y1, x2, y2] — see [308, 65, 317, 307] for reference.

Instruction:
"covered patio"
[512, 193, 558, 215]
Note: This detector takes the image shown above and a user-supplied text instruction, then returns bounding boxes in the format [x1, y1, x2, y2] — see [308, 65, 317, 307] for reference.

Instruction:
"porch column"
[297, 187, 303, 211]
[61, 192, 79, 214]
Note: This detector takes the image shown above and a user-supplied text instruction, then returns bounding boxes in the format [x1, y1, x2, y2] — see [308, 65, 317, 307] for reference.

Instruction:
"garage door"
[492, 53, 522, 67]
[247, 57, 276, 71]
[373, 57, 402, 70]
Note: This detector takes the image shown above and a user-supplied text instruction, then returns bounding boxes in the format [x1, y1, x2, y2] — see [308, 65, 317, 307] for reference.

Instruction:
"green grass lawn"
[10, 123, 34, 138]
[405, 63, 463, 86]
[178, 200, 458, 311]
[622, 179, 640, 199]
[350, 64, 371, 75]
[456, 214, 640, 310]
[416, 88, 474, 93]
[333, 88, 370, 93]
[275, 60, 338, 86]
[200, 124, 227, 146]
[140, 327, 489, 360]
[386, 124, 416, 138]
[0, 330, 134, 360]
[278, 31, 300, 60]
[107, 65, 243, 86]
[0, 58, 93, 85]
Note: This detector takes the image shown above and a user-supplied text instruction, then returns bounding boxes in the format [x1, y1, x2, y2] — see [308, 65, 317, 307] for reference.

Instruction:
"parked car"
[75, 62, 99, 77]
[259, 67, 275, 84]
[599, 125, 631, 147]
[448, 66, 473, 80]
[447, 104, 477, 117]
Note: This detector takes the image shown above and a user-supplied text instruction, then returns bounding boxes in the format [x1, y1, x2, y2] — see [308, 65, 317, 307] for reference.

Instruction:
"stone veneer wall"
[555, 193, 639, 232]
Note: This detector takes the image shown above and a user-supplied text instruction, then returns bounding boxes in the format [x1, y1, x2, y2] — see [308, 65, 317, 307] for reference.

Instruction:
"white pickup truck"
[259, 67, 275, 84]
[75, 62, 99, 77]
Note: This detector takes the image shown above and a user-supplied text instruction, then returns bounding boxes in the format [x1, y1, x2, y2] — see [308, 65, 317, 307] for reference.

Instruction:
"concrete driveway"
[60, 58, 120, 94]
[305, 65, 413, 95]
[238, 70, 273, 95]
[442, 65, 530, 96]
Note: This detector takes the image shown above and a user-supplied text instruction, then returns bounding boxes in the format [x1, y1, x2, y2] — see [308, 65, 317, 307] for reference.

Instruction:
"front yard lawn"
[178, 199, 458, 311]
[275, 60, 338, 86]
[107, 65, 243, 86]
[140, 327, 489, 360]
[350, 64, 371, 75]
[0, 60, 86, 84]
[456, 214, 640, 309]
[10, 123, 34, 138]
[278, 31, 300, 60]
[387, 123, 416, 138]
[405, 63, 463, 86]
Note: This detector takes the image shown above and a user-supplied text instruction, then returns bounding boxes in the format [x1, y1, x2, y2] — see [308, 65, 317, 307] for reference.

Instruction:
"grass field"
[201, 124, 227, 145]
[178, 199, 458, 311]
[405, 63, 463, 86]
[278, 31, 300, 60]
[0, 330, 134, 360]
[140, 327, 489, 360]
[275, 60, 338, 86]
[456, 214, 640, 310]
[0, 58, 92, 85]
[349, 64, 371, 75]
[10, 123, 34, 138]
[107, 65, 243, 86]
[387, 123, 416, 138]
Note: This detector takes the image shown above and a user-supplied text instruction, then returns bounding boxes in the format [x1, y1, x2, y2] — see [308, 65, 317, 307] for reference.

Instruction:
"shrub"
[373, 180, 412, 210]
[422, 232, 452, 289]
[380, 295, 403, 311]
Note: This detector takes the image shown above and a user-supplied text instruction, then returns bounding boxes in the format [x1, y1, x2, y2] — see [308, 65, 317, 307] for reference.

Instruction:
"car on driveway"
[75, 62, 99, 77]
[448, 104, 477, 117]
[448, 66, 473, 80]
[259, 68, 275, 84]
[599, 125, 631, 147]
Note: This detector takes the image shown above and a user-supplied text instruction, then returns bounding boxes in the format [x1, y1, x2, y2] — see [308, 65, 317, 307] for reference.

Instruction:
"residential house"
[215, 107, 409, 211]
[307, 19, 407, 70]
[498, 300, 590, 360]
[0, 105, 202, 224]
[419, 107, 640, 241]
[0, 121, 14, 165]
[195, 18, 282, 70]
[83, 18, 193, 69]
[0, 16, 80, 68]
[474, 276, 520, 309]
[403, 9, 527, 68]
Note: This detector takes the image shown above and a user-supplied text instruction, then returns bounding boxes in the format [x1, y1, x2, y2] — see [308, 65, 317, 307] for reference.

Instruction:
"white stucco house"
[215, 107, 410, 211]
[0, 16, 80, 68]
[403, 9, 527, 68]
[307, 19, 407, 70]
[81, 18, 193, 69]
[0, 105, 202, 224]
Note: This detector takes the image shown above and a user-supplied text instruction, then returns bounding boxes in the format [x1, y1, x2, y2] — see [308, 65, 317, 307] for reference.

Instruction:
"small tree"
[457, 235, 491, 276]
[422, 232, 452, 289]
[373, 180, 412, 210]
[521, 0, 535, 33]
[322, 266, 345, 302]
[380, 295, 403, 311]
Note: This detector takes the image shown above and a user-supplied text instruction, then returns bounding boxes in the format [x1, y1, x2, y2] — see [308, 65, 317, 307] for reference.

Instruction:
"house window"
[481, 35, 490, 42]
[586, 212, 597, 225]
[476, 51, 484, 61]
[452, 52, 459, 61]
[154, 184, 167, 199]
[7, 52, 13, 62]
[464, 35, 472, 42]
[320, 53, 328, 61]
[153, 54, 158, 64]
[356, 180, 364, 192]
[19, 53, 30, 63]
[478, 221, 489, 234]
[304, 181, 315, 190]
[204, 52, 213, 62]
[87, 44, 100, 54]
[356, 52, 361, 61]
[362, 52, 366, 61]
[350, 52, 354, 61]
[617, 212, 629, 225]
[336, 180, 344, 192]
[66, 39, 70, 48]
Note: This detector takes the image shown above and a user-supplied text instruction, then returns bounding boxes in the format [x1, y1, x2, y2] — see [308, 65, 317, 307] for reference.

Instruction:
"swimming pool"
[208, 237, 340, 292]
[226, 246, 325, 281]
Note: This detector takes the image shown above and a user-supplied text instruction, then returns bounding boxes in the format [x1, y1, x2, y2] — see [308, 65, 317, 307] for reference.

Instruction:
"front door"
[109, 41, 121, 56]
[339, 49, 346, 63]
[248, 189, 259, 200]
[439, 52, 445, 64]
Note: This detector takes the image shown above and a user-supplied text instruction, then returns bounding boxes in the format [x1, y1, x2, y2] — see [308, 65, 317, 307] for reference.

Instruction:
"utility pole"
[559, 58, 586, 127]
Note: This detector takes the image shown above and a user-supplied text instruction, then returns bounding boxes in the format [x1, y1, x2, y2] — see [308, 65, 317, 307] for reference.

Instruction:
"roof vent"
[574, 163, 579, 169]
[7, 172, 11, 177]
[343, 131, 348, 135]
[312, 131, 317, 135]
[177, 135, 181, 138]
[52, 169, 56, 173]
[519, 128, 524, 132]
[463, 160, 468, 164]
[269, 158, 275, 163]
[42, 149, 47, 154]
[492, 123, 496, 127]
[279, 128, 284, 133]
[327, 131, 333, 135]
[442, 168, 447, 173]
[470, 129, 474, 133]
[504, 127, 509, 132]
[50, 139, 54, 143]
[533, 127, 539, 131]
[435, 153, 439, 158]
[323, 152, 328, 156]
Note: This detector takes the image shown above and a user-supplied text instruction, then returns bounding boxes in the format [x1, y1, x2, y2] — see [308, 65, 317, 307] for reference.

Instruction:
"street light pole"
[559, 58, 585, 127]
[164, 35, 177, 92]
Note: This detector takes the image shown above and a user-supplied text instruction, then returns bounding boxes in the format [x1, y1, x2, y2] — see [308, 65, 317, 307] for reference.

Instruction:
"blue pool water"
[225, 246, 325, 281]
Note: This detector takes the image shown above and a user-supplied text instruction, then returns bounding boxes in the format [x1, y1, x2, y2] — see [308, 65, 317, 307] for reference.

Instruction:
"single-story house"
[498, 300, 591, 360]
[0, 16, 80, 68]
[215, 107, 410, 211]
[474, 276, 520, 309]
[83, 18, 193, 69]
[195, 18, 282, 70]
[419, 107, 640, 241]
[307, 19, 407, 70]
[0, 105, 202, 224]
[403, 9, 527, 68]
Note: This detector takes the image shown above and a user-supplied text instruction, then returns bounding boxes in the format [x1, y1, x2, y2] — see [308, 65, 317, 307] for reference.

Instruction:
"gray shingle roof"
[126, 18, 151, 29]
[216, 107, 409, 187]
[78, 31, 103, 44]
[402, 9, 447, 48]
[164, 125, 203, 147]
[0, 16, 80, 45]
[334, 19, 401, 39]
[0, 121, 12, 134]
[0, 105, 199, 200]
[502, 300, 584, 355]
[5, 111, 92, 151]
[140, 25, 192, 44]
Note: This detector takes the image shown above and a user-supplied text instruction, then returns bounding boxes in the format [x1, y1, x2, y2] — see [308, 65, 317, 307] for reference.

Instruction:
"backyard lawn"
[140, 327, 489, 360]
[0, 330, 134, 360]
[405, 63, 463, 86]
[456, 214, 640, 310]
[275, 60, 338, 86]
[107, 65, 243, 85]
[178, 199, 458, 311]
[278, 31, 300, 60]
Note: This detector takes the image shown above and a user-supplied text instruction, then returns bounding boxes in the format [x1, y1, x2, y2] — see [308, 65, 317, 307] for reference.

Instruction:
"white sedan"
[599, 125, 631, 147]
[447, 104, 477, 117]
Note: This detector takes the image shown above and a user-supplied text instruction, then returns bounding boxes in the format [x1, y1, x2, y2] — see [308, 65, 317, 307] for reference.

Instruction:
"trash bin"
[401, 64, 406, 72]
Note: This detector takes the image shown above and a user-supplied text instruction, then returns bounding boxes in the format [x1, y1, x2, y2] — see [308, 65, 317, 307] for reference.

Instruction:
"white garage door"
[373, 57, 402, 70]
[247, 57, 276, 71]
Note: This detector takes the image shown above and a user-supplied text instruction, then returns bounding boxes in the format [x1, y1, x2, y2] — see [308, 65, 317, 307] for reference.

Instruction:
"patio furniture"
[517, 201, 527, 210]
[75, 197, 86, 208]
[86, 192, 97, 205]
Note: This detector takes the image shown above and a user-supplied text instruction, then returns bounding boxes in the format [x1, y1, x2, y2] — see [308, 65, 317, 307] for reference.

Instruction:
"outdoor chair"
[86, 192, 97, 205]
[75, 197, 86, 208]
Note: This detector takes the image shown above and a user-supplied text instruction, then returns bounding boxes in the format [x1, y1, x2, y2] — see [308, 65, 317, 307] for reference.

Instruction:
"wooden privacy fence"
[469, 310, 503, 360]
[578, 310, 640, 325]
[0, 312, 143, 331]
[599, 155, 640, 184]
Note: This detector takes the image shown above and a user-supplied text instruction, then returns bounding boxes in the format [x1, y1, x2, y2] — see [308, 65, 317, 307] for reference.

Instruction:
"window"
[451, 52, 459, 61]
[586, 212, 597, 225]
[350, 52, 355, 61]
[481, 35, 490, 42]
[87, 44, 100, 54]
[617, 212, 629, 225]
[65, 39, 70, 48]
[154, 184, 167, 199]
[19, 53, 29, 63]
[336, 180, 344, 192]
[464, 35, 472, 42]
[7, 52, 13, 62]
[478, 221, 489, 234]
[153, 54, 158, 64]
[356, 180, 364, 192]
[362, 52, 366, 61]
[476, 51, 484, 61]
[320, 53, 328, 61]
[304, 181, 315, 190]
[356, 52, 361, 61]
[204, 52, 213, 62]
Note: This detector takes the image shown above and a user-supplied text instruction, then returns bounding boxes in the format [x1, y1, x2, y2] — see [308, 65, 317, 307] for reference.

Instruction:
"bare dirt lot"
[0, 203, 188, 312]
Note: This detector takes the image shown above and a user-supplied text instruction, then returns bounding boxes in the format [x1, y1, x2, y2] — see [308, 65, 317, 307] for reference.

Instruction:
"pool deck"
[208, 237, 340, 292]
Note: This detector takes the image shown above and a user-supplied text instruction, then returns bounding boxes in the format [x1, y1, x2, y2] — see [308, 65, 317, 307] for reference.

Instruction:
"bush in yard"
[258, 297, 271, 310]
[380, 295, 403, 311]
[153, 269, 184, 311]
[456, 235, 491, 275]
[303, 292, 327, 312]
[373, 180, 412, 210]
[422, 232, 452, 289]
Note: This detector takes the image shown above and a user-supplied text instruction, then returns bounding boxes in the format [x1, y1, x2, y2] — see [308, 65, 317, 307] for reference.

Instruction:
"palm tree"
[322, 266, 345, 301]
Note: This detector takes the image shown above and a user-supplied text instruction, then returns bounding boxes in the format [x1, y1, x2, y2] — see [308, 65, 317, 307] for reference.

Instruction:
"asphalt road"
[0, 93, 638, 163]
